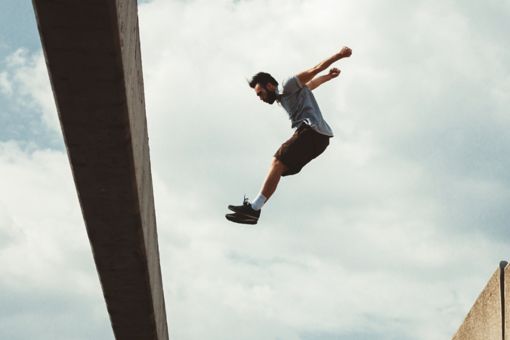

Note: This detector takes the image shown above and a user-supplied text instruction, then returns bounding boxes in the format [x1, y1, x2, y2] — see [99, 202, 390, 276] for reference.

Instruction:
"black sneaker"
[225, 212, 258, 225]
[227, 196, 261, 220]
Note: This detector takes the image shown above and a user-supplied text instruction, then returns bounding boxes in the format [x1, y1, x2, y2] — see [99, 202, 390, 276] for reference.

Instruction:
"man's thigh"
[274, 126, 329, 176]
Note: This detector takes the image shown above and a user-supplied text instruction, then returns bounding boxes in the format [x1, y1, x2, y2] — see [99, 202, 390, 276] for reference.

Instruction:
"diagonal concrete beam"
[32, 1, 169, 339]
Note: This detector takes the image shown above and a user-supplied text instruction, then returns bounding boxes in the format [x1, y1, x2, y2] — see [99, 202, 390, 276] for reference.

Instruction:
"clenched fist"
[338, 46, 352, 58]
[329, 68, 341, 78]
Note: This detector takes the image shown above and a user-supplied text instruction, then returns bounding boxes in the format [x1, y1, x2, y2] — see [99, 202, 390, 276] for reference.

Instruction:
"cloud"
[137, 0, 510, 338]
[0, 142, 112, 340]
[0, 71, 12, 96]
[0, 48, 60, 136]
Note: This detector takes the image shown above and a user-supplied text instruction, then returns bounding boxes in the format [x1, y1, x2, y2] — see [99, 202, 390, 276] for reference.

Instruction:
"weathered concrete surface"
[505, 263, 510, 339]
[452, 266, 503, 340]
[32, 1, 169, 339]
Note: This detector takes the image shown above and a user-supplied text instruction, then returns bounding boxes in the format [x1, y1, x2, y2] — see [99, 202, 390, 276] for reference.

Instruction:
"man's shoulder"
[281, 75, 303, 94]
[282, 75, 302, 86]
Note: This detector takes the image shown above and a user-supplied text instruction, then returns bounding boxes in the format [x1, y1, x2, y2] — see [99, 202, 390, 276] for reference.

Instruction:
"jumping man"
[226, 46, 353, 225]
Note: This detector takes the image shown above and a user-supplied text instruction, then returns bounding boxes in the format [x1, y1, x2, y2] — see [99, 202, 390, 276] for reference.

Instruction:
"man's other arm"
[296, 46, 352, 85]
[305, 68, 340, 90]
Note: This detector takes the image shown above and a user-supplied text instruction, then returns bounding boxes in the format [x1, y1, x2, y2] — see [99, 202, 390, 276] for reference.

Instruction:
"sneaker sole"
[227, 205, 260, 219]
[225, 213, 258, 225]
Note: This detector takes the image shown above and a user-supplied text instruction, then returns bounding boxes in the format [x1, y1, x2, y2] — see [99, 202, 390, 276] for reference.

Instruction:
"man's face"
[254, 83, 277, 104]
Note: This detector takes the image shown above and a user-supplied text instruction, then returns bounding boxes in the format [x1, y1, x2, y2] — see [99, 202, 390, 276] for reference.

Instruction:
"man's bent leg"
[260, 157, 288, 201]
[225, 158, 288, 224]
[249, 157, 287, 211]
[228, 158, 287, 217]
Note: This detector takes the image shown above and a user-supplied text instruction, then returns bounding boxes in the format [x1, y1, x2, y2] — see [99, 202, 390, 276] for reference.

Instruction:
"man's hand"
[338, 46, 352, 58]
[329, 67, 341, 79]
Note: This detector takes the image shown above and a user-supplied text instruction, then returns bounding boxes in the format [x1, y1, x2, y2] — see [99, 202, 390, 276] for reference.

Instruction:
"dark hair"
[248, 72, 278, 88]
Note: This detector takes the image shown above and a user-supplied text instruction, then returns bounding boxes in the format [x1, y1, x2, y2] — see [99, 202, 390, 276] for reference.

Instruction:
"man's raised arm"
[296, 46, 352, 86]
[305, 68, 341, 91]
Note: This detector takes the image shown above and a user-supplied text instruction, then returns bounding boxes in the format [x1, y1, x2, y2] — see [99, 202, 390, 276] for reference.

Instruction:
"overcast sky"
[1, 0, 509, 339]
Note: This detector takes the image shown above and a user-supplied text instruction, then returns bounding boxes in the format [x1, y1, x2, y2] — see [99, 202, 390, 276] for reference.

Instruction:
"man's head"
[249, 72, 279, 104]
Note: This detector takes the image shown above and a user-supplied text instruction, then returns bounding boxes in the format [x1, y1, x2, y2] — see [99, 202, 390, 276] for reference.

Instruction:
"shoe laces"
[243, 195, 250, 206]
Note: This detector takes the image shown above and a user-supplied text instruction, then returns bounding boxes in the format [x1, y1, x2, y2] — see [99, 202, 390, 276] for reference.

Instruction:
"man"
[226, 46, 352, 225]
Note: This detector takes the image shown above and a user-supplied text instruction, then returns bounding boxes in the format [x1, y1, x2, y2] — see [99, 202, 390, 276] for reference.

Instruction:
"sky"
[1, 0, 509, 339]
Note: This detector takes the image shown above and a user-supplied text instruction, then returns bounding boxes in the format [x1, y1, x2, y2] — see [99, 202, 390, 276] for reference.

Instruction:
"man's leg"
[250, 158, 287, 211]
[226, 158, 287, 223]
[226, 127, 330, 224]
[259, 157, 288, 201]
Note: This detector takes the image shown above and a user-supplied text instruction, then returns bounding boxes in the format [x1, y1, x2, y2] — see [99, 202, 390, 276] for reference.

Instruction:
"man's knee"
[271, 158, 288, 173]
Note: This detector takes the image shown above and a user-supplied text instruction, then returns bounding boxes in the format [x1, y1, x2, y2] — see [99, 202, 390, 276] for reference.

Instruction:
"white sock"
[251, 193, 267, 211]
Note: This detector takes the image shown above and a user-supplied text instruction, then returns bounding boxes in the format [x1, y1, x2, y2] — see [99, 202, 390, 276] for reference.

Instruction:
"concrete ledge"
[505, 263, 510, 339]
[32, 1, 169, 339]
[452, 263, 507, 340]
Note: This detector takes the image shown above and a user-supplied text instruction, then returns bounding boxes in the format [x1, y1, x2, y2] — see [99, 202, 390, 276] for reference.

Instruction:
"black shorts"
[274, 124, 331, 177]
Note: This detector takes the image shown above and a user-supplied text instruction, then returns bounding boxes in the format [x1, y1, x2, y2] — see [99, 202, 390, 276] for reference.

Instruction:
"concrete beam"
[32, 1, 169, 339]
[452, 263, 507, 340]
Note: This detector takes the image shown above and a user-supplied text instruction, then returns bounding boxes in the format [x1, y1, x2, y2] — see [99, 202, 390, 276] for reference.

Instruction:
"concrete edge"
[504, 261, 510, 340]
[452, 261, 508, 340]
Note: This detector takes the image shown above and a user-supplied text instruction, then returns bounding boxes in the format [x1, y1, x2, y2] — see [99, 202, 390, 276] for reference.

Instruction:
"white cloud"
[5, 48, 29, 67]
[1, 48, 59, 134]
[0, 142, 112, 339]
[137, 0, 510, 338]
[0, 71, 12, 95]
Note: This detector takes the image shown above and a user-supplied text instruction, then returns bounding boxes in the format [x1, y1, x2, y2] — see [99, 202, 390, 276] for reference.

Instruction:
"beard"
[264, 89, 278, 104]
